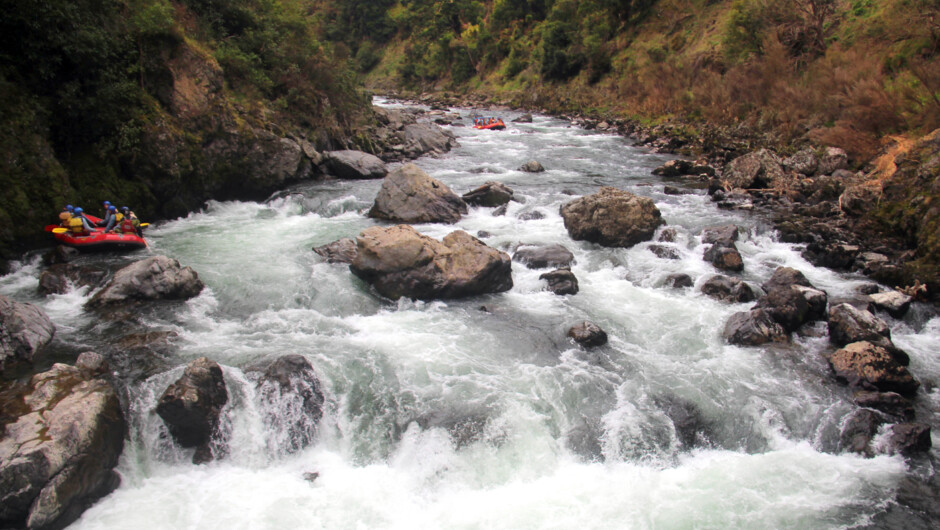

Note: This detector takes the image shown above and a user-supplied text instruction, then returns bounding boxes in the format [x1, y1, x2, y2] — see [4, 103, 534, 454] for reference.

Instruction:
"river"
[2, 98, 939, 529]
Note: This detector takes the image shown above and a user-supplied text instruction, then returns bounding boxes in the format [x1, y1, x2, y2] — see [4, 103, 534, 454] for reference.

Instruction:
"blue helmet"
[74, 207, 83, 215]
[108, 205, 116, 211]
[121, 206, 129, 212]
[65, 204, 74, 211]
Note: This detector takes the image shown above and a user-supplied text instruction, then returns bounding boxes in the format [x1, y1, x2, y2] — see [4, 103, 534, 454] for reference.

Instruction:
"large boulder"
[817, 147, 849, 175]
[401, 123, 457, 158]
[755, 286, 811, 332]
[723, 309, 788, 346]
[701, 225, 739, 246]
[0, 359, 125, 529]
[700, 275, 757, 303]
[38, 263, 107, 296]
[0, 295, 55, 373]
[703, 242, 744, 272]
[540, 268, 579, 295]
[322, 150, 388, 180]
[250, 355, 325, 454]
[721, 149, 786, 189]
[781, 148, 819, 176]
[513, 244, 575, 269]
[828, 341, 920, 397]
[560, 187, 665, 248]
[312, 238, 358, 264]
[349, 225, 513, 300]
[86, 256, 204, 308]
[156, 357, 229, 464]
[761, 267, 811, 292]
[368, 163, 468, 224]
[868, 290, 913, 319]
[759, 267, 829, 325]
[827, 303, 892, 348]
[462, 181, 514, 207]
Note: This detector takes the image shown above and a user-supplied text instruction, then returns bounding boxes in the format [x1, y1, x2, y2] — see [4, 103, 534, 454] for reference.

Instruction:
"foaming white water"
[10, 100, 937, 529]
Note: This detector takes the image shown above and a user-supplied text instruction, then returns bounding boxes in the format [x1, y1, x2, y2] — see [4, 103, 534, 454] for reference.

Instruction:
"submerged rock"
[462, 181, 514, 207]
[568, 321, 608, 347]
[664, 273, 694, 289]
[700, 274, 757, 303]
[251, 355, 325, 454]
[723, 309, 788, 346]
[368, 163, 468, 224]
[883, 423, 932, 456]
[560, 187, 665, 248]
[0, 295, 55, 373]
[38, 263, 107, 295]
[540, 268, 579, 295]
[313, 238, 358, 264]
[513, 244, 575, 269]
[156, 357, 229, 464]
[519, 160, 545, 173]
[0, 361, 125, 529]
[86, 256, 204, 308]
[350, 225, 512, 300]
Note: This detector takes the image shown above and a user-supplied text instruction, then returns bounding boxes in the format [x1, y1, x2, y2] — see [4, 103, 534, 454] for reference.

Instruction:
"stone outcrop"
[540, 268, 579, 295]
[868, 290, 913, 318]
[462, 181, 514, 207]
[0, 357, 125, 529]
[349, 225, 513, 300]
[368, 163, 468, 224]
[322, 150, 388, 179]
[700, 275, 757, 303]
[723, 309, 788, 345]
[721, 149, 786, 189]
[0, 295, 55, 373]
[568, 321, 608, 347]
[313, 238, 358, 264]
[828, 341, 919, 396]
[513, 244, 575, 269]
[250, 355, 325, 454]
[827, 303, 893, 348]
[560, 187, 665, 248]
[781, 148, 819, 176]
[87, 256, 204, 308]
[156, 357, 229, 464]
[372, 108, 458, 161]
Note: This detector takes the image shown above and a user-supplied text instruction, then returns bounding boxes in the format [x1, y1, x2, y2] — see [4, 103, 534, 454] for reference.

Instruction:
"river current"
[2, 98, 939, 529]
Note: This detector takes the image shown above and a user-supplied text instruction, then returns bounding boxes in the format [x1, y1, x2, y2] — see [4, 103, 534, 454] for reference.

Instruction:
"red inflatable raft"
[473, 118, 506, 130]
[45, 214, 147, 251]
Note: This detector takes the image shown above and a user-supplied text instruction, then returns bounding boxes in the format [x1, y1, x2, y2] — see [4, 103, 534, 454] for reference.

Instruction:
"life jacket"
[59, 211, 71, 225]
[68, 215, 88, 235]
[119, 216, 136, 234]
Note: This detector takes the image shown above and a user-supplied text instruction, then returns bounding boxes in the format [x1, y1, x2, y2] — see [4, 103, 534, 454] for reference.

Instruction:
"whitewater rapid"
[2, 98, 938, 529]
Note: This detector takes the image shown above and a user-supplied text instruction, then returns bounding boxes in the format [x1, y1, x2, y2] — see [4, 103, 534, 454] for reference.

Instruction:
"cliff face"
[0, 0, 371, 263]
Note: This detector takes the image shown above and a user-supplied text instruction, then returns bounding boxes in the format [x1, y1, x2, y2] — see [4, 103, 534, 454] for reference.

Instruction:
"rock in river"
[156, 357, 229, 464]
[0, 357, 125, 530]
[0, 294, 55, 373]
[86, 256, 204, 308]
[560, 187, 665, 248]
[322, 150, 388, 180]
[368, 163, 468, 224]
[350, 225, 513, 300]
[828, 341, 919, 397]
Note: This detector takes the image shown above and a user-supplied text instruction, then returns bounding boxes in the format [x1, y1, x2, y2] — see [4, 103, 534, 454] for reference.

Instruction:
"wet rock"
[322, 150, 388, 179]
[368, 163, 468, 224]
[561, 187, 665, 248]
[568, 321, 608, 347]
[722, 149, 786, 189]
[513, 244, 575, 269]
[781, 148, 819, 176]
[350, 225, 512, 300]
[883, 423, 932, 456]
[794, 285, 829, 322]
[827, 303, 893, 348]
[854, 391, 915, 421]
[0, 295, 55, 373]
[42, 245, 79, 265]
[839, 408, 882, 455]
[818, 147, 849, 175]
[655, 396, 713, 450]
[648, 244, 681, 260]
[703, 243, 744, 272]
[156, 357, 229, 463]
[701, 224, 739, 246]
[519, 160, 545, 173]
[723, 309, 788, 346]
[512, 113, 533, 123]
[868, 290, 913, 319]
[492, 204, 508, 217]
[761, 267, 811, 292]
[664, 273, 694, 289]
[658, 227, 678, 243]
[540, 268, 579, 295]
[252, 355, 325, 454]
[0, 362, 124, 530]
[313, 238, 358, 264]
[462, 181, 514, 207]
[402, 123, 458, 158]
[75, 351, 110, 378]
[518, 210, 545, 221]
[663, 185, 691, 195]
[700, 275, 757, 303]
[87, 256, 204, 308]
[802, 241, 858, 270]
[652, 159, 693, 177]
[38, 263, 107, 295]
[828, 341, 919, 397]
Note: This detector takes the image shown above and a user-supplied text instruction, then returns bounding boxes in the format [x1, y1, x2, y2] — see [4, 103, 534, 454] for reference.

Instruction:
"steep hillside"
[0, 0, 371, 264]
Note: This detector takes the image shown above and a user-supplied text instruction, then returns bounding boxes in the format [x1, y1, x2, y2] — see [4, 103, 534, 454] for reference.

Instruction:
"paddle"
[51, 228, 68, 234]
